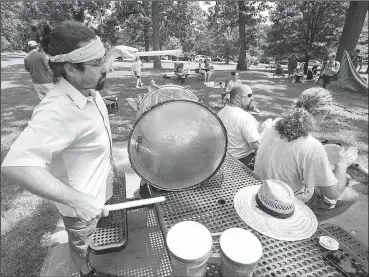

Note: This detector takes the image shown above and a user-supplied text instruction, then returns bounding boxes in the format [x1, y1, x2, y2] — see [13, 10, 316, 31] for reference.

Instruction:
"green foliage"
[357, 13, 368, 57]
[1, 36, 12, 51]
[266, 1, 349, 61]
[208, 1, 269, 67]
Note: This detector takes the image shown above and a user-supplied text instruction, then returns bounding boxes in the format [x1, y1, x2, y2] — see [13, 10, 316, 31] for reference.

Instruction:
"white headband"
[48, 36, 105, 63]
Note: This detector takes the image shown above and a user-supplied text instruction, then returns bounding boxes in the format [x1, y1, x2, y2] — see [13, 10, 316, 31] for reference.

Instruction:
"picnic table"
[87, 145, 368, 277]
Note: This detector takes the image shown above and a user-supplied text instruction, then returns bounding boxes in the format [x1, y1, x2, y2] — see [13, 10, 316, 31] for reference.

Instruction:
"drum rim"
[138, 84, 198, 110]
[128, 99, 228, 191]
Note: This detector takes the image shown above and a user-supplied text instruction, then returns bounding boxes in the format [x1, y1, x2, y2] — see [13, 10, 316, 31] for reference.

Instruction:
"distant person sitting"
[350, 49, 363, 72]
[199, 58, 213, 83]
[24, 40, 54, 100]
[217, 84, 264, 169]
[273, 64, 285, 77]
[292, 66, 304, 83]
[225, 71, 242, 92]
[287, 53, 299, 77]
[174, 63, 188, 84]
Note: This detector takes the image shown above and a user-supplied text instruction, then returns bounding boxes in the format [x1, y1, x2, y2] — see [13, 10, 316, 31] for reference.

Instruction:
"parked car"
[171, 55, 192, 61]
[212, 57, 225, 62]
[194, 55, 211, 62]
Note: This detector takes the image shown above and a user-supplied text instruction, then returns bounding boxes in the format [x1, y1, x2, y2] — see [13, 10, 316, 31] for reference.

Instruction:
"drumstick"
[133, 49, 182, 57]
[106, 196, 166, 212]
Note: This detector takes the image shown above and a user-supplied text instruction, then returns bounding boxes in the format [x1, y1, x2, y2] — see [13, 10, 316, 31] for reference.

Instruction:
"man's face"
[328, 55, 335, 63]
[234, 73, 239, 80]
[72, 40, 108, 91]
[75, 54, 108, 91]
[239, 90, 253, 110]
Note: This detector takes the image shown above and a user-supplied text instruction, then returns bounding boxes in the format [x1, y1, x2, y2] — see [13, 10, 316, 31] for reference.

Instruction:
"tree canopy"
[1, 1, 368, 71]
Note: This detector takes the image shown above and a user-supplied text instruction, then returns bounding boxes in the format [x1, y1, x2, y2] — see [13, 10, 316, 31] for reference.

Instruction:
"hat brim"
[234, 185, 318, 241]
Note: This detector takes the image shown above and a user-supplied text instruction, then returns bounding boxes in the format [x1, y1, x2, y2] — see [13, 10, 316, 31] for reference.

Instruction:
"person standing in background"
[24, 40, 54, 100]
[319, 53, 340, 89]
[132, 56, 144, 88]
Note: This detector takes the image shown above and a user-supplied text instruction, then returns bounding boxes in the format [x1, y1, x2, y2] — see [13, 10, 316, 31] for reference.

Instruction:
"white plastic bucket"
[219, 228, 263, 277]
[166, 221, 212, 277]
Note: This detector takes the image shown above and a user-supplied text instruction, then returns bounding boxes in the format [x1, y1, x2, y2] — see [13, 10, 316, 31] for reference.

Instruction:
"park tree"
[336, 2, 368, 62]
[266, 1, 348, 73]
[1, 2, 24, 50]
[1, 1, 110, 51]
[152, 1, 162, 68]
[208, 1, 268, 70]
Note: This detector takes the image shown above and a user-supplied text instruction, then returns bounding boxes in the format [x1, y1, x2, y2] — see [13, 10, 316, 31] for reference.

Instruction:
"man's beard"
[96, 73, 107, 91]
[242, 99, 254, 111]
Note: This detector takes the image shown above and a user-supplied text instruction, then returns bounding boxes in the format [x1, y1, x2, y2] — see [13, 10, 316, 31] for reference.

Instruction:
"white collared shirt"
[217, 105, 260, 159]
[2, 77, 113, 217]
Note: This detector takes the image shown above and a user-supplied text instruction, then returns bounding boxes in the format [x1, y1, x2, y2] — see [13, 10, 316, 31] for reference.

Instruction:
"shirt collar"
[58, 77, 96, 109]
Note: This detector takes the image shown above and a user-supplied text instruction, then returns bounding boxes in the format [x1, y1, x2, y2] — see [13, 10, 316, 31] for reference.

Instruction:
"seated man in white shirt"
[217, 84, 261, 169]
[1, 21, 136, 277]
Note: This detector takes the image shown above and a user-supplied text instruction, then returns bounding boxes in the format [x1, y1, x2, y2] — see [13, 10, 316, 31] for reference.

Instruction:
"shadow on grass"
[1, 200, 60, 276]
[1, 58, 368, 276]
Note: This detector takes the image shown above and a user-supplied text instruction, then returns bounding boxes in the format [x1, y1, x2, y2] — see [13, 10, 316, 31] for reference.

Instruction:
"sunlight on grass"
[1, 57, 368, 276]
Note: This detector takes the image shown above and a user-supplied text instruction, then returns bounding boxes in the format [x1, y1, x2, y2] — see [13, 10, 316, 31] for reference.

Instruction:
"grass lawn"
[1, 57, 368, 276]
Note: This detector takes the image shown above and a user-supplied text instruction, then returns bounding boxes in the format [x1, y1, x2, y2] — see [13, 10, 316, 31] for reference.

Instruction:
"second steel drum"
[128, 85, 227, 191]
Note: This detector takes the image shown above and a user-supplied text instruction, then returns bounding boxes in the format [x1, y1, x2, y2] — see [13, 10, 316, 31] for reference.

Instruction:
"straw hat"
[234, 180, 318, 241]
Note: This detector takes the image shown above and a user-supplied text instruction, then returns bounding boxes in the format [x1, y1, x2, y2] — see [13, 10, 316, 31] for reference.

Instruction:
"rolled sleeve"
[2, 108, 76, 168]
[303, 150, 338, 188]
[241, 116, 260, 143]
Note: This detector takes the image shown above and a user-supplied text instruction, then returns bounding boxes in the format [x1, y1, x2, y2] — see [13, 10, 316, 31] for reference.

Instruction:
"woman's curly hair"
[275, 87, 333, 141]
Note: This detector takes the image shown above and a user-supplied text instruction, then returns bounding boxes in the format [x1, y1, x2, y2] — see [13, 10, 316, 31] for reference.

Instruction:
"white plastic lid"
[166, 221, 212, 261]
[319, 236, 339, 251]
[220, 228, 263, 264]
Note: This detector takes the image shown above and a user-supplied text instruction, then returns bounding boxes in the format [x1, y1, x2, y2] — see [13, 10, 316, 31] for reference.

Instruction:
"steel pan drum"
[137, 85, 198, 118]
[128, 85, 227, 191]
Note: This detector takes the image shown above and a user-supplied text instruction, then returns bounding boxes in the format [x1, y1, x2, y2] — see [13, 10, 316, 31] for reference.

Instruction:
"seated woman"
[199, 58, 213, 83]
[174, 62, 188, 84]
[292, 65, 304, 83]
[273, 64, 285, 77]
[225, 71, 242, 93]
[254, 87, 359, 221]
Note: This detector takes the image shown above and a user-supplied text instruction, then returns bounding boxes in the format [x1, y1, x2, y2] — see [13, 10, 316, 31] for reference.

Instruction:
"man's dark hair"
[231, 71, 237, 76]
[40, 21, 97, 82]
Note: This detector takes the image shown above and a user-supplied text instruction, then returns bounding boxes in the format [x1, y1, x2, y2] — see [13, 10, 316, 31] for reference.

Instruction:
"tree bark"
[336, 1, 368, 62]
[237, 1, 248, 71]
[303, 52, 310, 75]
[152, 1, 162, 69]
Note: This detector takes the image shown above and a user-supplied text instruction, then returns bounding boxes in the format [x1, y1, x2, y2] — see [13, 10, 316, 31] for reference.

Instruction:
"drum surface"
[137, 85, 198, 118]
[129, 99, 227, 191]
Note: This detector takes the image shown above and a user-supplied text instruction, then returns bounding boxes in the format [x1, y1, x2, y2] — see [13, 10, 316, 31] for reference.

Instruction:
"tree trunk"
[336, 1, 368, 62]
[152, 1, 162, 69]
[237, 1, 248, 71]
[303, 52, 310, 75]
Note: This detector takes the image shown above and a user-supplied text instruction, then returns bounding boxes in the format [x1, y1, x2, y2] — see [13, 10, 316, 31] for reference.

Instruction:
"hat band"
[256, 193, 294, 219]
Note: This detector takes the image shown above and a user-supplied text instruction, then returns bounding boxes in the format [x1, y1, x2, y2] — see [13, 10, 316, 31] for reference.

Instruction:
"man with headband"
[1, 21, 136, 277]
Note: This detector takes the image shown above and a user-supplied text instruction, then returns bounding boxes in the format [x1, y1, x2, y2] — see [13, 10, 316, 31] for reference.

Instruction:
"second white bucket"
[166, 221, 213, 277]
[220, 228, 263, 277]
